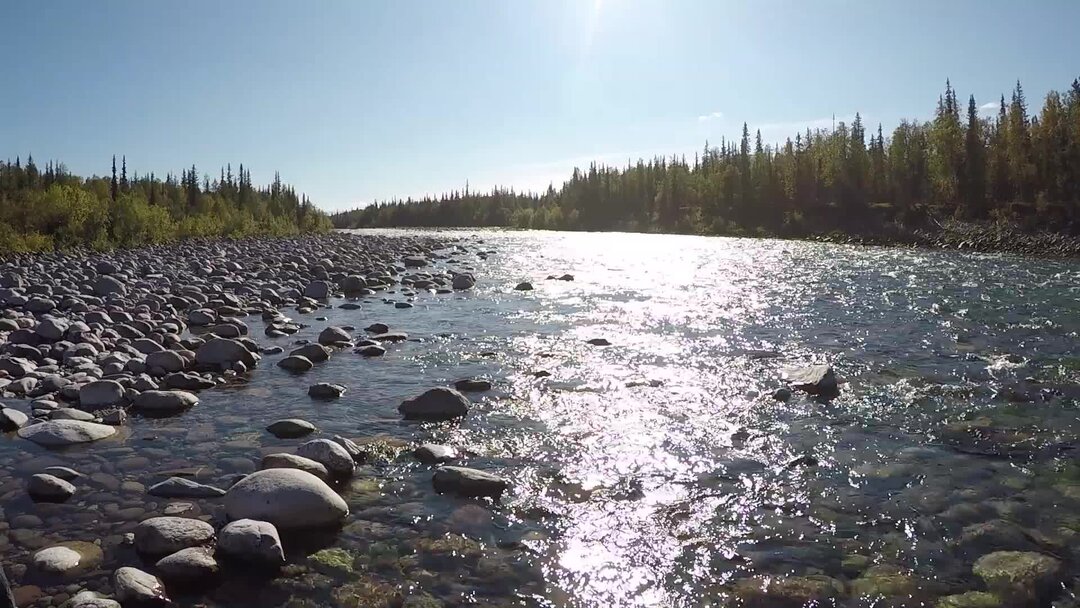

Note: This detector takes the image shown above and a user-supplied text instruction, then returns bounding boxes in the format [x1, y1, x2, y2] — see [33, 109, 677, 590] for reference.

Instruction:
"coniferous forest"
[0, 157, 330, 252]
[333, 79, 1080, 242]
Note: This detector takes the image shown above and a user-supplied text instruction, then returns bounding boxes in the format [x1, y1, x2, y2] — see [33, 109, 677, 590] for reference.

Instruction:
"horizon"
[2, 1, 1079, 212]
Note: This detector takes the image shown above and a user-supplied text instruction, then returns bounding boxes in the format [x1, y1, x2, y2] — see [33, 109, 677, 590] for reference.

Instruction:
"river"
[3, 229, 1079, 607]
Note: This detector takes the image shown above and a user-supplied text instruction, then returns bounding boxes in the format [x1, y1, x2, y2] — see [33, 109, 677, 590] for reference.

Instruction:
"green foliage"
[0, 158, 330, 253]
[333, 77, 1080, 237]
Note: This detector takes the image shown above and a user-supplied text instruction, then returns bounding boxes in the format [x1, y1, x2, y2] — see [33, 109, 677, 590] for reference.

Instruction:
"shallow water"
[3, 229, 1080, 607]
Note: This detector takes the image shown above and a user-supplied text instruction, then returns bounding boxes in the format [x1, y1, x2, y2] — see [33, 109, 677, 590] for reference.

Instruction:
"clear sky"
[2, 1, 1078, 211]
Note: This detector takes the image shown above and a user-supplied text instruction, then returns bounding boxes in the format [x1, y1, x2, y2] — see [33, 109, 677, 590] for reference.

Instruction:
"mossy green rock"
[972, 551, 1060, 605]
[731, 575, 843, 607]
[850, 565, 923, 598]
[935, 591, 1003, 608]
[308, 548, 354, 576]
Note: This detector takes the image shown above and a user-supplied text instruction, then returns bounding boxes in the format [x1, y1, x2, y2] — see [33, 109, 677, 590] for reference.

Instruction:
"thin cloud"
[979, 101, 999, 113]
[697, 111, 724, 123]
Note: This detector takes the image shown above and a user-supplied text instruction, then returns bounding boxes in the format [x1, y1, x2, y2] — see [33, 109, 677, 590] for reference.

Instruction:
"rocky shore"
[811, 219, 1080, 258]
[0, 233, 504, 607]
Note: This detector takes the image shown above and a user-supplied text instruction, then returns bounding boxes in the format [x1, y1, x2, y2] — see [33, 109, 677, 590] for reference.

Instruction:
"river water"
[2, 229, 1079, 607]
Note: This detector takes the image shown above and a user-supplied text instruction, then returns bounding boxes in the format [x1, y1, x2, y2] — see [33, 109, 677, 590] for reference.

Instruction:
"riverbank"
[807, 219, 1080, 258]
[0, 232, 507, 607]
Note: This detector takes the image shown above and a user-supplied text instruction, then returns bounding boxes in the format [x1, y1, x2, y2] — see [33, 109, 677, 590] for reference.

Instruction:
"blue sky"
[2, 1, 1078, 211]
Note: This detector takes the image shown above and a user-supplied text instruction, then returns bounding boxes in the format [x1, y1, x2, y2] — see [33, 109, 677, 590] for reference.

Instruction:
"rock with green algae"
[730, 575, 844, 607]
[850, 565, 927, 599]
[972, 551, 1061, 606]
[841, 554, 872, 577]
[307, 548, 355, 576]
[414, 533, 485, 558]
[935, 591, 1003, 608]
[329, 578, 402, 608]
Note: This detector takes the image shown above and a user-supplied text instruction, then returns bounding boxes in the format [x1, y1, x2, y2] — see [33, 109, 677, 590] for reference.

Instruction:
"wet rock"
[783, 364, 838, 396]
[935, 592, 1003, 608]
[0, 407, 29, 431]
[261, 453, 330, 481]
[147, 477, 226, 498]
[365, 323, 390, 334]
[32, 542, 102, 576]
[308, 382, 346, 399]
[296, 439, 355, 477]
[372, 331, 407, 342]
[290, 343, 331, 362]
[195, 337, 257, 368]
[64, 590, 122, 608]
[451, 274, 475, 290]
[308, 547, 354, 576]
[42, 466, 81, 481]
[133, 516, 215, 555]
[163, 372, 215, 391]
[113, 567, 167, 605]
[972, 551, 1061, 606]
[133, 390, 199, 415]
[586, 338, 611, 346]
[78, 380, 125, 409]
[51, 408, 96, 422]
[514, 281, 533, 291]
[341, 276, 368, 292]
[266, 418, 316, 438]
[773, 387, 793, 402]
[403, 256, 427, 268]
[217, 519, 284, 565]
[155, 547, 218, 582]
[414, 443, 457, 464]
[432, 466, 508, 498]
[224, 468, 349, 529]
[331, 435, 364, 462]
[732, 575, 844, 607]
[453, 378, 492, 392]
[28, 473, 76, 502]
[277, 355, 313, 372]
[398, 387, 470, 421]
[317, 326, 351, 346]
[955, 519, 1038, 556]
[849, 565, 926, 600]
[302, 281, 331, 299]
[18, 420, 117, 446]
[355, 345, 385, 357]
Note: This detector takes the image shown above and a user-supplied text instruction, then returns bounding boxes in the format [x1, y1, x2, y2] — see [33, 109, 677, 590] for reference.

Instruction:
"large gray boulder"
[302, 281, 331, 299]
[277, 355, 313, 372]
[35, 318, 69, 341]
[93, 275, 126, 297]
[451, 273, 476, 290]
[290, 343, 330, 362]
[134, 516, 215, 555]
[398, 387, 470, 421]
[224, 468, 348, 529]
[217, 519, 285, 565]
[18, 420, 117, 446]
[0, 407, 29, 431]
[79, 380, 126, 409]
[296, 439, 355, 477]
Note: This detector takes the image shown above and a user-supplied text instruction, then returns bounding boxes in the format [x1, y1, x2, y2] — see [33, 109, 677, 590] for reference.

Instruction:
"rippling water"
[3, 230, 1080, 607]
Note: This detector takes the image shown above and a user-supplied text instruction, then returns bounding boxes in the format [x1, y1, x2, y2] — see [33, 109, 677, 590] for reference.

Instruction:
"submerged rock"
[432, 466, 508, 498]
[147, 477, 226, 498]
[731, 574, 844, 607]
[113, 567, 168, 605]
[972, 551, 1061, 606]
[453, 378, 492, 392]
[224, 468, 349, 529]
[28, 473, 76, 502]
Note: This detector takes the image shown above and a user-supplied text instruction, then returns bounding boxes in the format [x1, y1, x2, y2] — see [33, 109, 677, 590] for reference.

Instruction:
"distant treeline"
[333, 78, 1080, 238]
[0, 157, 330, 252]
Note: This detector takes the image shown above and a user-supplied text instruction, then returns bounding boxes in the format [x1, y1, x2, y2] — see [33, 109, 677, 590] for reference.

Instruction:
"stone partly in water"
[133, 516, 216, 556]
[317, 326, 352, 346]
[266, 418, 316, 438]
[432, 466, 508, 499]
[308, 382, 347, 399]
[217, 519, 285, 565]
[277, 355, 313, 373]
[18, 420, 117, 447]
[515, 281, 534, 291]
[308, 547, 355, 576]
[64, 590, 121, 608]
[155, 547, 219, 582]
[0, 407, 29, 431]
[32, 542, 103, 576]
[398, 387, 470, 421]
[296, 438, 355, 477]
[132, 390, 199, 415]
[783, 364, 839, 397]
[453, 378, 492, 392]
[28, 473, 77, 502]
[414, 443, 457, 464]
[113, 567, 168, 605]
[261, 453, 330, 481]
[224, 468, 349, 529]
[972, 551, 1061, 606]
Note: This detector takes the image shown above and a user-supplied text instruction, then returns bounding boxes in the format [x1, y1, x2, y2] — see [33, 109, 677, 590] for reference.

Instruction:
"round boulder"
[224, 468, 348, 529]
